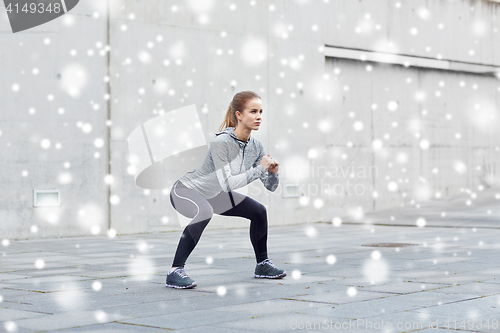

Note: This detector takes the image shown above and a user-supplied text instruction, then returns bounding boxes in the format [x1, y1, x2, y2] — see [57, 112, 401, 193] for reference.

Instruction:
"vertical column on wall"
[266, 0, 271, 217]
[106, 0, 111, 230]
[369, 62, 375, 212]
[417, 70, 423, 203]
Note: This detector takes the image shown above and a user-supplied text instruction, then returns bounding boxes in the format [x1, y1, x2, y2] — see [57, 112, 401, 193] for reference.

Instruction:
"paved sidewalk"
[1, 189, 500, 333]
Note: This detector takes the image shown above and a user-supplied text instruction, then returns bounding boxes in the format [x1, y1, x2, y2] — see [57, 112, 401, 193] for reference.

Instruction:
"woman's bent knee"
[253, 202, 267, 217]
[198, 206, 214, 220]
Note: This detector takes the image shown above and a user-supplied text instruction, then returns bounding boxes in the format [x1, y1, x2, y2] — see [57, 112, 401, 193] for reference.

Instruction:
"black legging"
[169, 179, 269, 267]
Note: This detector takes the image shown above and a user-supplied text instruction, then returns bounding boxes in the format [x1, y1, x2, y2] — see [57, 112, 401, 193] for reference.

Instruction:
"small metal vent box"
[33, 189, 61, 207]
[283, 184, 300, 198]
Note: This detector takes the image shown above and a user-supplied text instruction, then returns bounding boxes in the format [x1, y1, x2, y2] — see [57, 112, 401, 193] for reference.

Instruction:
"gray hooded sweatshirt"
[178, 126, 279, 199]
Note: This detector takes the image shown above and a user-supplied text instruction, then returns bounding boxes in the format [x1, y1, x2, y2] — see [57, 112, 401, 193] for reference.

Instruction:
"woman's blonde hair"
[218, 90, 261, 133]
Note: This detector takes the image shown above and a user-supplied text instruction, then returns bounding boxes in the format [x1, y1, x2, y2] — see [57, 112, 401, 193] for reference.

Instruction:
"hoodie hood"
[215, 126, 251, 147]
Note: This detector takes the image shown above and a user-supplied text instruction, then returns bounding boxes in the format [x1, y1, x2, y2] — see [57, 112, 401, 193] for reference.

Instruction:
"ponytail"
[217, 102, 237, 133]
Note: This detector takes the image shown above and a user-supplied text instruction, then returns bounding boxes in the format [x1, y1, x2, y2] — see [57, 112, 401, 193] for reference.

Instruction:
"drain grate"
[362, 243, 418, 247]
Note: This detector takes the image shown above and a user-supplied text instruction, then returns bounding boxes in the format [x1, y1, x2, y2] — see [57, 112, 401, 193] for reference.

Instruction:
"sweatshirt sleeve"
[255, 140, 280, 192]
[212, 139, 266, 193]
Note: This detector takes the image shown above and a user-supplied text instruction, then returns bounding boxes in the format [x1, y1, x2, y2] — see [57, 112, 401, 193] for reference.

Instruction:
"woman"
[167, 91, 286, 289]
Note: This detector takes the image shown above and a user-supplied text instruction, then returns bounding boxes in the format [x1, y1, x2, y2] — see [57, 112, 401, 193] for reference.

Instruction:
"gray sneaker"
[254, 259, 286, 279]
[166, 267, 197, 289]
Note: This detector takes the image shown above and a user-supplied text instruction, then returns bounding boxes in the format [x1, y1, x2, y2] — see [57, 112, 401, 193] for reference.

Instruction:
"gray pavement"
[2, 189, 500, 332]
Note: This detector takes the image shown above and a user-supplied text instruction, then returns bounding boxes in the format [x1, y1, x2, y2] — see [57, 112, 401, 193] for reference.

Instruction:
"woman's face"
[236, 98, 263, 131]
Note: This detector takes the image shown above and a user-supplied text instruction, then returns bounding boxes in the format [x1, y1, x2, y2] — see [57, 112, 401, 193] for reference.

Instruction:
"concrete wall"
[0, 0, 110, 239]
[1, 0, 499, 240]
